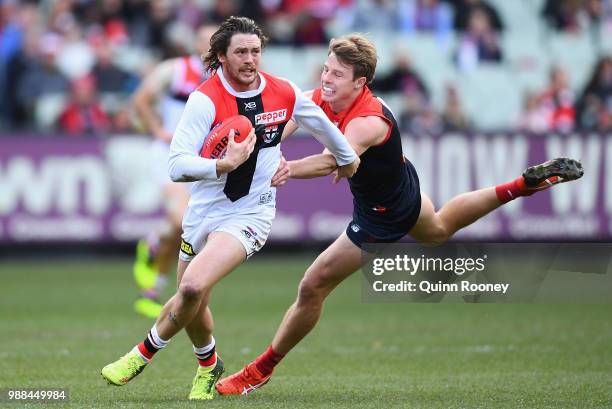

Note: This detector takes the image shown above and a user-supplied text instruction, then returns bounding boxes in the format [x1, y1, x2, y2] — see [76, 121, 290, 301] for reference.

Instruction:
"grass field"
[1, 255, 611, 408]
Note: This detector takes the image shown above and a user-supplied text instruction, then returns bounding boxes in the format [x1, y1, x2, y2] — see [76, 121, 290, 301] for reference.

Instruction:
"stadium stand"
[0, 0, 610, 133]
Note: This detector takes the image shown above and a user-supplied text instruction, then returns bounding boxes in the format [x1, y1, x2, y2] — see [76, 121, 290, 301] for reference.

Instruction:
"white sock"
[193, 337, 216, 367]
[150, 324, 170, 348]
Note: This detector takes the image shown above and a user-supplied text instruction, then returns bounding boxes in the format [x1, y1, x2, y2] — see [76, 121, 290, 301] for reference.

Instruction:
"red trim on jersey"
[196, 70, 296, 129]
[170, 56, 204, 98]
[183, 56, 202, 85]
[312, 86, 393, 146]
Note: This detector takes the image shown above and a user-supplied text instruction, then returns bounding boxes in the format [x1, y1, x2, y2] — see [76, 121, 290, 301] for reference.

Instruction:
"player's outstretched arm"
[288, 153, 338, 179]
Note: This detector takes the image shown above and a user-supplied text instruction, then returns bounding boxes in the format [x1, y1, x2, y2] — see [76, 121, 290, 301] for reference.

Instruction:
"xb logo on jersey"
[244, 101, 257, 111]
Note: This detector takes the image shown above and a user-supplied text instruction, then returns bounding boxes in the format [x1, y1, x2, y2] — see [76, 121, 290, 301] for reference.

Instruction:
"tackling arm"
[286, 116, 388, 179]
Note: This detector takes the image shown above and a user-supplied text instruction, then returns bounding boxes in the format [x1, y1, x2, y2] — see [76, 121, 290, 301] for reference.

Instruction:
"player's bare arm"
[133, 59, 175, 143]
[271, 154, 290, 186]
[284, 115, 383, 180]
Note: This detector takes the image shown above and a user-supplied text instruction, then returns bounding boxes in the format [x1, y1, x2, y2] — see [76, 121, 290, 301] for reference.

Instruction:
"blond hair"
[328, 34, 377, 84]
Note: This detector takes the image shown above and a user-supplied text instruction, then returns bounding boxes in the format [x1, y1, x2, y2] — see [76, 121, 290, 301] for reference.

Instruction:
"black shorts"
[346, 160, 422, 250]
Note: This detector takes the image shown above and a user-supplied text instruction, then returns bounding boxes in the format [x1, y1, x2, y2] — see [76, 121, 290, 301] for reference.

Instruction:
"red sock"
[495, 176, 534, 204]
[198, 351, 217, 367]
[254, 345, 285, 376]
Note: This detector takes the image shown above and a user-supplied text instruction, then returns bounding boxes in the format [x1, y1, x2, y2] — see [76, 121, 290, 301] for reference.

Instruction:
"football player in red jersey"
[216, 34, 584, 395]
[102, 17, 360, 400]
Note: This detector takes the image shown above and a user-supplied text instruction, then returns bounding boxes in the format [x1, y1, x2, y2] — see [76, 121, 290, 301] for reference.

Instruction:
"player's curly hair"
[203, 16, 269, 72]
[329, 34, 378, 84]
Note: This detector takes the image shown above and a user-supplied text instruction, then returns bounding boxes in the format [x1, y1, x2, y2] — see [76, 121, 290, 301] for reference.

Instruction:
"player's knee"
[297, 277, 326, 307]
[418, 224, 450, 246]
[430, 225, 450, 245]
[178, 282, 204, 303]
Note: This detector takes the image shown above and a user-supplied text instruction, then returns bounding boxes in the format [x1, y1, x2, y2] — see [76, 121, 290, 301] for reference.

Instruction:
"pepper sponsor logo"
[255, 109, 287, 126]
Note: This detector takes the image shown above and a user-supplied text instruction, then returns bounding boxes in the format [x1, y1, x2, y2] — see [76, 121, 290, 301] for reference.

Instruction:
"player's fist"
[271, 154, 290, 187]
[217, 128, 256, 175]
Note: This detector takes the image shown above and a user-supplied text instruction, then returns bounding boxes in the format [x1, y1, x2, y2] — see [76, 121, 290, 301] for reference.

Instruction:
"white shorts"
[179, 206, 276, 261]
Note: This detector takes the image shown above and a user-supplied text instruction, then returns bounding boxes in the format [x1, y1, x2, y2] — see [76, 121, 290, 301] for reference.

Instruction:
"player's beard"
[231, 64, 259, 89]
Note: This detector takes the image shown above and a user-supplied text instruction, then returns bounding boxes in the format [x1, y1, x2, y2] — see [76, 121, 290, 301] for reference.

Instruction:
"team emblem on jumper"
[263, 125, 278, 143]
[259, 191, 273, 205]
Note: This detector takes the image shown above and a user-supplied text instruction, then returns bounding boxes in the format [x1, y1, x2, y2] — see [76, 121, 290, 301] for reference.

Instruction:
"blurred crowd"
[0, 0, 610, 136]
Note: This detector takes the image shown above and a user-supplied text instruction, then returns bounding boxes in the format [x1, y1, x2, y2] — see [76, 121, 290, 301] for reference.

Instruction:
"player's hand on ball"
[271, 154, 290, 187]
[218, 128, 256, 173]
[334, 155, 360, 184]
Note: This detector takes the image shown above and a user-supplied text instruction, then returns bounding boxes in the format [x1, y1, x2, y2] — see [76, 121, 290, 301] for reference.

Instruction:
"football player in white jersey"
[132, 24, 217, 318]
[102, 17, 360, 400]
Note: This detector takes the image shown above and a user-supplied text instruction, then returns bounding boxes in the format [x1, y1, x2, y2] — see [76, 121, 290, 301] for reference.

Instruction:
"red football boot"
[216, 362, 272, 396]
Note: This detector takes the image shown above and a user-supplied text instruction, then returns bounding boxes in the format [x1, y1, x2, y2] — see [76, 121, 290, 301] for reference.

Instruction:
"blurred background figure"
[130, 23, 216, 318]
[576, 56, 612, 131]
[455, 7, 502, 71]
[396, 0, 454, 47]
[11, 32, 70, 131]
[535, 66, 576, 133]
[451, 0, 504, 32]
[519, 91, 551, 134]
[441, 84, 471, 132]
[542, 0, 585, 32]
[58, 74, 110, 136]
[371, 54, 429, 98]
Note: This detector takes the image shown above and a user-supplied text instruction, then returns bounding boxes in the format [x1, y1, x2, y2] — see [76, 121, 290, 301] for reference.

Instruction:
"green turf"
[1, 256, 611, 408]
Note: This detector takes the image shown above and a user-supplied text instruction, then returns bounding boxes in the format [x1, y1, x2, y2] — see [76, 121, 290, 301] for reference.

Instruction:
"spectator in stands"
[109, 103, 136, 134]
[518, 91, 551, 134]
[370, 54, 429, 100]
[449, 0, 504, 32]
[91, 37, 133, 94]
[441, 84, 471, 132]
[143, 0, 175, 57]
[206, 0, 239, 25]
[526, 66, 576, 133]
[9, 32, 70, 130]
[349, 0, 397, 32]
[0, 2, 39, 127]
[577, 56, 612, 131]
[455, 8, 502, 71]
[399, 92, 443, 135]
[55, 20, 96, 80]
[541, 0, 585, 32]
[397, 0, 454, 37]
[58, 74, 110, 136]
